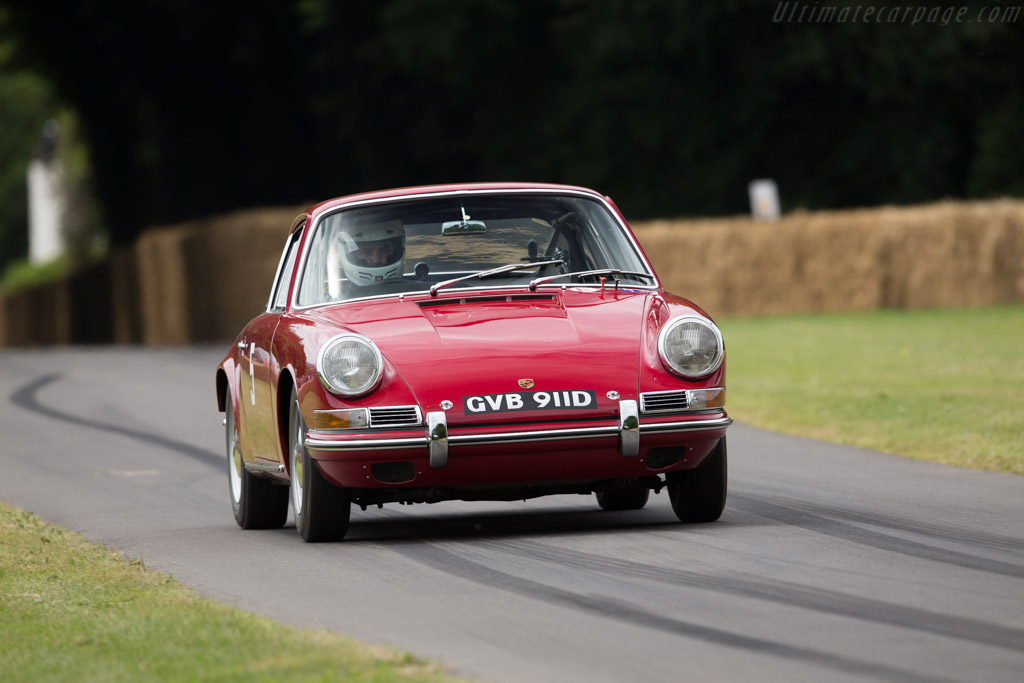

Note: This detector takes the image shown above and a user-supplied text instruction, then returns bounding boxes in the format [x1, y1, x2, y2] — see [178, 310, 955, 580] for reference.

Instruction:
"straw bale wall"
[179, 206, 302, 343]
[0, 206, 302, 347]
[632, 200, 1024, 318]
[0, 199, 1022, 347]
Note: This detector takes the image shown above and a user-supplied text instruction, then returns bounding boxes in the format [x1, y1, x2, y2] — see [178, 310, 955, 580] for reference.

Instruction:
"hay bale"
[0, 291, 19, 346]
[136, 206, 304, 345]
[181, 206, 305, 342]
[109, 247, 142, 344]
[135, 224, 200, 345]
[632, 199, 1024, 318]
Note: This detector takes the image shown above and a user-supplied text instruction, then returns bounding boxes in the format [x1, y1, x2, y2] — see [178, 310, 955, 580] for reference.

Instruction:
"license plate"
[463, 390, 598, 414]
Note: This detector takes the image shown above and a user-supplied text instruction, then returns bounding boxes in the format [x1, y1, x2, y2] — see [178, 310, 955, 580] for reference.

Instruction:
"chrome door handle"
[249, 342, 256, 406]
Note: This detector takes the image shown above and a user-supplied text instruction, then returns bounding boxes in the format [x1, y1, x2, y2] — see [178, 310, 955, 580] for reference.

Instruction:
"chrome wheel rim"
[290, 399, 305, 518]
[227, 399, 243, 505]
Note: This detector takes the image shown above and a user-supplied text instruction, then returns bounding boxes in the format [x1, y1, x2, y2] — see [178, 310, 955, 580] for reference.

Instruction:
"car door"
[239, 227, 303, 470]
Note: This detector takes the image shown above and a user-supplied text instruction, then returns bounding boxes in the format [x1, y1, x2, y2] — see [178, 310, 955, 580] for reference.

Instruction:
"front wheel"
[226, 388, 288, 529]
[666, 436, 727, 523]
[289, 389, 351, 542]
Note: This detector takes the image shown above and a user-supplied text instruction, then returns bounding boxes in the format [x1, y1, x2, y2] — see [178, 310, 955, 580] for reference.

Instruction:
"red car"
[217, 183, 730, 541]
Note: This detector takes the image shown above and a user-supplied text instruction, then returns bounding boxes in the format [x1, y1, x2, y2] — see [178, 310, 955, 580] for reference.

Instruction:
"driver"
[333, 220, 406, 288]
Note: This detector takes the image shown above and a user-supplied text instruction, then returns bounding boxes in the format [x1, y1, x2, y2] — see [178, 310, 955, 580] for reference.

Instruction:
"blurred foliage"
[0, 253, 72, 291]
[0, 7, 103, 274]
[0, 18, 55, 270]
[55, 112, 104, 260]
[0, 0, 1021, 249]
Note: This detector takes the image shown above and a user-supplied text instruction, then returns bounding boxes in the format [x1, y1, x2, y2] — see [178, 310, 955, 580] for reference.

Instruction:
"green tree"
[0, 27, 57, 271]
[0, 8, 101, 276]
[1, 0, 1021, 244]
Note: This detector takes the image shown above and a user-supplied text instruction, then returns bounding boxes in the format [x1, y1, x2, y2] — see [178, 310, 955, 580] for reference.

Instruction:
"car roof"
[305, 182, 607, 219]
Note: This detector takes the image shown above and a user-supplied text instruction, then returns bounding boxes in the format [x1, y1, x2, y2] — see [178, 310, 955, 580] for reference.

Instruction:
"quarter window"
[270, 231, 301, 311]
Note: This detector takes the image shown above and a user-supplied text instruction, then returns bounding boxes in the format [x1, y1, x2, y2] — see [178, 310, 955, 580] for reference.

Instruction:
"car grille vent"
[640, 391, 689, 413]
[369, 406, 423, 428]
[418, 294, 556, 308]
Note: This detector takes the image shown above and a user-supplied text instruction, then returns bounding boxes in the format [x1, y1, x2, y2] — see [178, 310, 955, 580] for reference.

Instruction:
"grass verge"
[0, 501, 463, 683]
[718, 305, 1024, 475]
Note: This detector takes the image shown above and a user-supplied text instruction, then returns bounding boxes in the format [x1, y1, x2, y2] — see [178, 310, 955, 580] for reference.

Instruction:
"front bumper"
[305, 403, 731, 488]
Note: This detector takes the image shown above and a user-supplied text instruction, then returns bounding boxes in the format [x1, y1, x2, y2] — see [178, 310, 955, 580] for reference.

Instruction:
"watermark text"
[773, 3, 1021, 25]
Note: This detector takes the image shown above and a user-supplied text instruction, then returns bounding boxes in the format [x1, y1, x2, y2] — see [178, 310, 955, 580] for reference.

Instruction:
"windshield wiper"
[429, 260, 564, 297]
[528, 268, 654, 292]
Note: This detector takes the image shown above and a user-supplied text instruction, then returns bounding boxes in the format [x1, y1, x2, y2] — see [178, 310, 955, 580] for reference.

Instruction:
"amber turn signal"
[313, 408, 369, 430]
[686, 387, 726, 410]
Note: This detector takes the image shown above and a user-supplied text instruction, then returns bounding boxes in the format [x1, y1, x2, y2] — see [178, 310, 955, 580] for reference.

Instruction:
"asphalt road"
[1, 347, 1022, 683]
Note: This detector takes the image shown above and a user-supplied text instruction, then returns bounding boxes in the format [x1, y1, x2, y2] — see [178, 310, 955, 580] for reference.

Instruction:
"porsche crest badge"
[518, 378, 535, 390]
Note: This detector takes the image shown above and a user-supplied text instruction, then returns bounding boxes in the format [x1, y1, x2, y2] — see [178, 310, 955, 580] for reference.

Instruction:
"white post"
[748, 179, 781, 221]
[27, 119, 66, 264]
[28, 159, 65, 263]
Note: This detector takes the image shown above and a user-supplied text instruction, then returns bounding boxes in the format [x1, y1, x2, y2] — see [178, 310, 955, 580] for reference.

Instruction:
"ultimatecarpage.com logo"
[772, 3, 1021, 25]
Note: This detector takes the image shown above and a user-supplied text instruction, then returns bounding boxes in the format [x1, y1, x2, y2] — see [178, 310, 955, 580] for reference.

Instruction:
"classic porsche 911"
[217, 183, 730, 541]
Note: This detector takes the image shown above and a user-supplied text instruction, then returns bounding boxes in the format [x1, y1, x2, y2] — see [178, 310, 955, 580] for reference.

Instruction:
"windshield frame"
[288, 187, 660, 311]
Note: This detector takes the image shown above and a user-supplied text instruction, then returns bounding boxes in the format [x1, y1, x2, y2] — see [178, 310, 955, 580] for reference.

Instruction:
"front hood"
[307, 289, 651, 424]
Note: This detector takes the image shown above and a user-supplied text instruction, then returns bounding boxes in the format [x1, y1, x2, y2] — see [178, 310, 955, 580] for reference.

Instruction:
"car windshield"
[294, 193, 653, 306]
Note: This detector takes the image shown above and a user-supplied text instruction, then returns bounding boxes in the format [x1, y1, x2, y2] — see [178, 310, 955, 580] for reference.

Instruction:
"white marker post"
[748, 179, 780, 221]
[28, 120, 66, 264]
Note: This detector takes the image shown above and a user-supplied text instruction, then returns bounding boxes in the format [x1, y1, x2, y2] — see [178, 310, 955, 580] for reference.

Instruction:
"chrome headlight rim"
[657, 314, 725, 379]
[316, 332, 384, 398]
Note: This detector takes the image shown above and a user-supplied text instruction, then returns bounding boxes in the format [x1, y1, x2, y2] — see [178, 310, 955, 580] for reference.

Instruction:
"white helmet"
[332, 220, 406, 287]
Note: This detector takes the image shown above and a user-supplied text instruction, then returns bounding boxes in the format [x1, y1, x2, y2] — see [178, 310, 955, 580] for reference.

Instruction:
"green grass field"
[0, 502, 462, 683]
[719, 305, 1024, 475]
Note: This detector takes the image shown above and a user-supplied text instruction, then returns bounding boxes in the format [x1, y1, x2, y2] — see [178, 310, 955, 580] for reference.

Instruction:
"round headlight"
[317, 334, 383, 397]
[658, 315, 724, 378]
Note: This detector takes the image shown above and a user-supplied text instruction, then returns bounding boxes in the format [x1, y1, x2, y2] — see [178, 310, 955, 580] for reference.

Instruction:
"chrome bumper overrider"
[304, 400, 731, 468]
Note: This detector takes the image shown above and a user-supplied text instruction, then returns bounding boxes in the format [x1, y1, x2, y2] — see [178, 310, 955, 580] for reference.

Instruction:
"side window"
[269, 232, 301, 311]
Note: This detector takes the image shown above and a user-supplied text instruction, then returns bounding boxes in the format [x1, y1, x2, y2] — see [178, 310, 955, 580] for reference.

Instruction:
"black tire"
[667, 436, 727, 523]
[226, 388, 288, 529]
[289, 389, 351, 542]
[595, 483, 651, 511]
